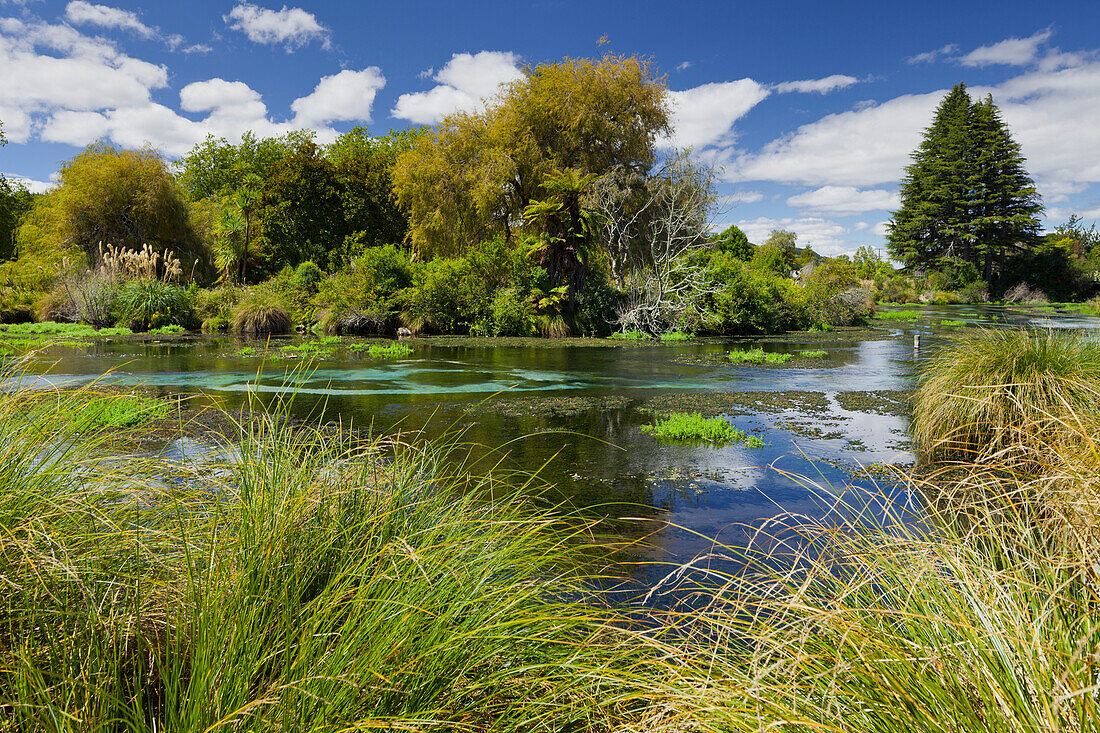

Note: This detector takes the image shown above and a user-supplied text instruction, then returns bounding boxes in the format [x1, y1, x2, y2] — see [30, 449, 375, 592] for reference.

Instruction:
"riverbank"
[5, 328, 1100, 729]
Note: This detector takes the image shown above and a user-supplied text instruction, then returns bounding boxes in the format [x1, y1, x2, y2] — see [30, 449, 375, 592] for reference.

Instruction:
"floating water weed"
[877, 309, 922, 321]
[641, 411, 761, 447]
[728, 348, 791, 364]
[799, 350, 827, 358]
[659, 330, 692, 342]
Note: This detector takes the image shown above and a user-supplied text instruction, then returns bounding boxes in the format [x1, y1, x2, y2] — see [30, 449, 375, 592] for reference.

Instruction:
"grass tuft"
[913, 328, 1100, 461]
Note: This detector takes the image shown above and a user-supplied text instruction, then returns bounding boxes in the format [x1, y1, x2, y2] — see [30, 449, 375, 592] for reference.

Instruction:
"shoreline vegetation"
[3, 51, 1100, 729]
[4, 329, 1100, 729]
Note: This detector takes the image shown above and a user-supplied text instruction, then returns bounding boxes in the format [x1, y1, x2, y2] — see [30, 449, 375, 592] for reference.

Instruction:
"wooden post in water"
[914, 334, 921, 350]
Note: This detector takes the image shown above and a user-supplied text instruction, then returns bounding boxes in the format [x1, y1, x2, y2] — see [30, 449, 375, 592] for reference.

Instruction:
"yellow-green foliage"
[914, 329, 1100, 461]
[17, 143, 201, 268]
[0, 388, 646, 729]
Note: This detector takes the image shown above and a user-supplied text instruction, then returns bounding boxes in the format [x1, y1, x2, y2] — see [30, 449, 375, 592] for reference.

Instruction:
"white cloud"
[290, 68, 386, 128]
[786, 185, 899, 214]
[736, 216, 852, 256]
[728, 91, 942, 186]
[64, 2, 155, 38]
[960, 29, 1052, 67]
[663, 79, 770, 150]
[0, 15, 383, 156]
[906, 43, 958, 65]
[181, 43, 212, 54]
[0, 22, 168, 114]
[723, 190, 764, 205]
[391, 51, 523, 125]
[1, 173, 54, 194]
[676, 61, 692, 72]
[871, 221, 890, 237]
[774, 74, 859, 94]
[224, 2, 330, 51]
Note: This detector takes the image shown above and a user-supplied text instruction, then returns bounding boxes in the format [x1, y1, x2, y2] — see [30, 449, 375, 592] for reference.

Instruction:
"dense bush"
[487, 287, 536, 336]
[695, 253, 809, 334]
[116, 281, 196, 331]
[803, 259, 874, 326]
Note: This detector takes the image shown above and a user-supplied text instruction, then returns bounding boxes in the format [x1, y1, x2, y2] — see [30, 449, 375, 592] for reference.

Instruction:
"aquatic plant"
[876, 309, 922, 321]
[641, 411, 761, 447]
[727, 348, 791, 364]
[609, 329, 648, 341]
[913, 328, 1100, 461]
[365, 341, 412, 358]
[799, 350, 827, 358]
[146, 324, 186, 334]
[940, 319, 967, 326]
[659, 330, 693, 342]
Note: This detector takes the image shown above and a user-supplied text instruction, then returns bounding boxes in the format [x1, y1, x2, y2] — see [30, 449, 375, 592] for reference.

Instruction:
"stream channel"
[12, 304, 1099, 591]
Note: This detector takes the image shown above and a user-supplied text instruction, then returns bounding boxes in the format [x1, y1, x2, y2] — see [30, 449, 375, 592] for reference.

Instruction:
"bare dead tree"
[589, 150, 725, 337]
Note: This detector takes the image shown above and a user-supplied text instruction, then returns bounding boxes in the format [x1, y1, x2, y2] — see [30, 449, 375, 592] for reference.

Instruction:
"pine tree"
[887, 84, 1043, 286]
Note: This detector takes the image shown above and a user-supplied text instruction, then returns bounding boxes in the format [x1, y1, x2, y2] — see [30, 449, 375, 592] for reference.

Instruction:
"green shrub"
[292, 260, 324, 292]
[728, 348, 791, 364]
[116, 280, 195, 331]
[573, 277, 620, 337]
[699, 254, 810, 335]
[489, 287, 536, 336]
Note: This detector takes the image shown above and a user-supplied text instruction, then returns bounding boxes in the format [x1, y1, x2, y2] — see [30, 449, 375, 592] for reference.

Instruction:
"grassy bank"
[0, 382, 652, 730]
[7, 329, 1100, 730]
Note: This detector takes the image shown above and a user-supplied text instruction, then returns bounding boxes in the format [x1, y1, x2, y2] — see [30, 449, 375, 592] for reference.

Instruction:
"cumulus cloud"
[391, 51, 523, 125]
[290, 68, 386, 128]
[0, 173, 55, 194]
[663, 79, 770, 150]
[786, 185, 900, 214]
[64, 2, 155, 38]
[774, 74, 859, 94]
[224, 2, 330, 51]
[0, 14, 383, 156]
[960, 29, 1052, 67]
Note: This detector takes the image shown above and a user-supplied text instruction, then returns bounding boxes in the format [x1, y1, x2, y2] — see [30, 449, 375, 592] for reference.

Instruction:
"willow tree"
[17, 143, 202, 271]
[392, 55, 671, 255]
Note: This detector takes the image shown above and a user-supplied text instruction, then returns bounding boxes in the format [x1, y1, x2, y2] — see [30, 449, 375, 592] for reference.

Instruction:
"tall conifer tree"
[887, 84, 1042, 286]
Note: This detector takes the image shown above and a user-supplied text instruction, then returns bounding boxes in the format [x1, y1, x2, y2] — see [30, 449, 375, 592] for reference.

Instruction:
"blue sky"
[2, 0, 1099, 255]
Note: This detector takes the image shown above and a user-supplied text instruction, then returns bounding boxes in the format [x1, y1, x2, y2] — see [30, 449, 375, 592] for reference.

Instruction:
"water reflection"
[8, 306, 1097, 586]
